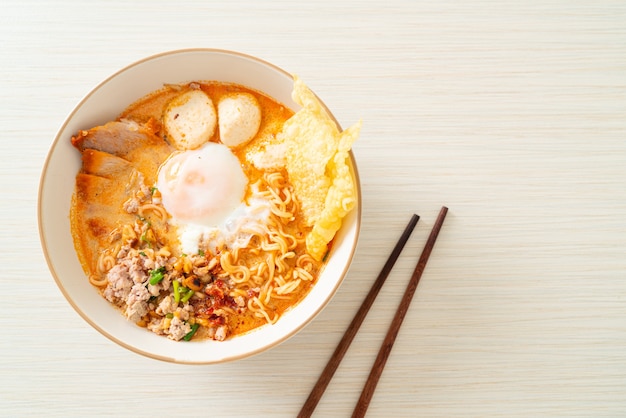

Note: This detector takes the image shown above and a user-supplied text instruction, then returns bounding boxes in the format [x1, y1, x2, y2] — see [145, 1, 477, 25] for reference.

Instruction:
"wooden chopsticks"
[352, 206, 448, 417]
[298, 213, 420, 418]
[299, 207, 448, 418]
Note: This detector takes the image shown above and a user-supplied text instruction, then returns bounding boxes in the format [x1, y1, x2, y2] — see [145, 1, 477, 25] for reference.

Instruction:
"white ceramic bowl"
[38, 49, 361, 364]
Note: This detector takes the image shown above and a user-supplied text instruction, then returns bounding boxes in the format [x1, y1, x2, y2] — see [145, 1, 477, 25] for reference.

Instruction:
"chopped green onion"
[322, 250, 330, 262]
[139, 251, 146, 257]
[173, 280, 181, 303]
[140, 233, 152, 248]
[150, 186, 157, 195]
[148, 266, 166, 285]
[197, 249, 205, 256]
[183, 323, 200, 341]
[181, 288, 195, 303]
[165, 313, 173, 319]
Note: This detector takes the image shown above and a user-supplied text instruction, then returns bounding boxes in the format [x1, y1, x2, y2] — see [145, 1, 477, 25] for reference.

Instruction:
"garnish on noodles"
[69, 78, 359, 341]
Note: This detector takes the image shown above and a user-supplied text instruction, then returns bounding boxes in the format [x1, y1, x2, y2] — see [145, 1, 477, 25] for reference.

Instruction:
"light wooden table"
[3, 1, 625, 416]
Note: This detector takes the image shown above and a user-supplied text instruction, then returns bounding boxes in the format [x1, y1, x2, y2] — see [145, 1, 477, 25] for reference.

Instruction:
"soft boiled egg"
[157, 142, 271, 255]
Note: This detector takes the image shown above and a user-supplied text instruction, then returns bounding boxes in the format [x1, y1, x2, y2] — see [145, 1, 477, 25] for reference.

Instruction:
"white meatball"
[218, 93, 262, 148]
[163, 90, 217, 150]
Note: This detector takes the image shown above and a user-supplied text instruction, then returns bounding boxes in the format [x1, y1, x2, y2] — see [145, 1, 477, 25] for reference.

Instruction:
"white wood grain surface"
[2, 0, 625, 416]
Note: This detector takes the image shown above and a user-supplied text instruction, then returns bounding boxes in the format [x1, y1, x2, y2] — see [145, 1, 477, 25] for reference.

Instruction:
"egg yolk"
[157, 142, 247, 227]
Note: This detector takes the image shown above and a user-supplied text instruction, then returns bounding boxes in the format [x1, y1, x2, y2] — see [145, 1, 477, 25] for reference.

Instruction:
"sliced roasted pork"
[72, 118, 173, 186]
[71, 119, 174, 274]
[81, 149, 134, 179]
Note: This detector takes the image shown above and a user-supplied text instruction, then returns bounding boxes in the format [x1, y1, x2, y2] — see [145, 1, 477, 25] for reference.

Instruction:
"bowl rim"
[37, 48, 361, 364]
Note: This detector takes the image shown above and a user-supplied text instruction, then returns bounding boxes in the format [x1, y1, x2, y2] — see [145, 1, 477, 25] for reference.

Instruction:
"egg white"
[178, 197, 271, 255]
